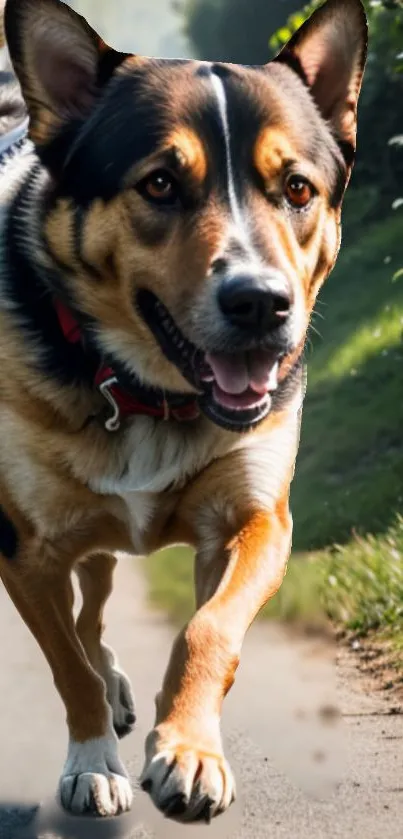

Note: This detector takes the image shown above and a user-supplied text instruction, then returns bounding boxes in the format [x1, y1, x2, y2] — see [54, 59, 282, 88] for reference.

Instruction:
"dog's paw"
[140, 727, 236, 823]
[101, 644, 136, 738]
[60, 771, 133, 817]
[59, 733, 133, 817]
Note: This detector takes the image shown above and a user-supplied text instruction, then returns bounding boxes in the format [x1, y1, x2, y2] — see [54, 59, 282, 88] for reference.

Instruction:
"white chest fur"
[87, 416, 236, 551]
[90, 416, 228, 495]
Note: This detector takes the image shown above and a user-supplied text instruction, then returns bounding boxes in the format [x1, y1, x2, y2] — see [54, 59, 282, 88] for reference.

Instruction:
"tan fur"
[254, 127, 299, 180]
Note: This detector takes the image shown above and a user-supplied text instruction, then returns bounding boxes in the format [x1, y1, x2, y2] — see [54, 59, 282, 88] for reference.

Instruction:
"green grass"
[292, 212, 403, 551]
[144, 206, 403, 650]
[145, 546, 326, 627]
[146, 546, 195, 625]
[323, 516, 403, 642]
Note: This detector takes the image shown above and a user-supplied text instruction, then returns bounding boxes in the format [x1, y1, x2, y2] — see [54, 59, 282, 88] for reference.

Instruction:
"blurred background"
[68, 0, 403, 662]
[68, 0, 192, 57]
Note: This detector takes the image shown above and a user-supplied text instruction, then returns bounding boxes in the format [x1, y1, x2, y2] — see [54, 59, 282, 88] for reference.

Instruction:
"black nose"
[218, 273, 292, 331]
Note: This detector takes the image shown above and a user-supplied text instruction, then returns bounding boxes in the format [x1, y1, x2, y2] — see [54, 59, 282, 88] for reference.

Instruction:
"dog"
[0, 0, 367, 823]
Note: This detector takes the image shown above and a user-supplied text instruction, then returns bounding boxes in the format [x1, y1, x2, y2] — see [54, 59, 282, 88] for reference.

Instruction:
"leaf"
[392, 268, 403, 282]
[277, 26, 292, 43]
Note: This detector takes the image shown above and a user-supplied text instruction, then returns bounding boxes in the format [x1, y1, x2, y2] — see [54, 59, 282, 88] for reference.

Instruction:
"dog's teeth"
[267, 362, 279, 392]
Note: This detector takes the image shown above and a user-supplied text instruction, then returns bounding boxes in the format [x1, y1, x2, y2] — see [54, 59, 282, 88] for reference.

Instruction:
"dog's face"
[5, 0, 367, 431]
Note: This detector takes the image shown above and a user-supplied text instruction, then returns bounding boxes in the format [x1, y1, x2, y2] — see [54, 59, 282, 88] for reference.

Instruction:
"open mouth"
[137, 290, 281, 431]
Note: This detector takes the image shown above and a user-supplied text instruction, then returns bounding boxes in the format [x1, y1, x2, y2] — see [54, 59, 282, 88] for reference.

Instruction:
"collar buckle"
[98, 375, 121, 432]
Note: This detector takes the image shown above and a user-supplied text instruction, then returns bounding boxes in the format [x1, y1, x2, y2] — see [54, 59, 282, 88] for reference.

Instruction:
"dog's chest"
[92, 417, 225, 494]
[86, 416, 232, 549]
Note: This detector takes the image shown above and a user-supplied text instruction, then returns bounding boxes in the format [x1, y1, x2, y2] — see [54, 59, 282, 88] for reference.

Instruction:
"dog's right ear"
[4, 0, 127, 146]
[273, 0, 367, 166]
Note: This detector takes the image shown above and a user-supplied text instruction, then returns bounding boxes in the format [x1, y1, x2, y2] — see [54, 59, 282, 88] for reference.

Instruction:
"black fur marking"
[330, 154, 350, 208]
[0, 507, 18, 560]
[52, 72, 171, 204]
[96, 50, 131, 88]
[273, 49, 310, 88]
[210, 63, 232, 79]
[4, 169, 98, 387]
[195, 64, 212, 79]
[338, 139, 356, 170]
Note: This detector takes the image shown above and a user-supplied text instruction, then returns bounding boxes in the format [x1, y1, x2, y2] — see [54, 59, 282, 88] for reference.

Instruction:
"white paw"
[101, 644, 136, 738]
[59, 732, 133, 817]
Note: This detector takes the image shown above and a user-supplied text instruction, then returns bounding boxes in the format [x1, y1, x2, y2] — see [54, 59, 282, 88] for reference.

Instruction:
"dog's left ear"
[4, 0, 128, 146]
[273, 0, 368, 160]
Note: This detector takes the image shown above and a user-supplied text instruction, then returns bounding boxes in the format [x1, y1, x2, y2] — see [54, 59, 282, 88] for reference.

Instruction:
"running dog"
[0, 0, 367, 822]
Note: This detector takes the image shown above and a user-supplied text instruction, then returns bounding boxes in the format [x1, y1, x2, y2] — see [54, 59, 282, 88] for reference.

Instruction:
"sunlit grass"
[322, 516, 403, 640]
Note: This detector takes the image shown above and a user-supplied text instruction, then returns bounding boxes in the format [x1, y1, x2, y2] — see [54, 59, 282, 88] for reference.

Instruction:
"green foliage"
[178, 0, 302, 63]
[145, 546, 195, 624]
[269, 2, 317, 52]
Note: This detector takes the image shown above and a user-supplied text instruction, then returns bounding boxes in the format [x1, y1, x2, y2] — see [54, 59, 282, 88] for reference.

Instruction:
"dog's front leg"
[0, 543, 132, 817]
[140, 501, 292, 823]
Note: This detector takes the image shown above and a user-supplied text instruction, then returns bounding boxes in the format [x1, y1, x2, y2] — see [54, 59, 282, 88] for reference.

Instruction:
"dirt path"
[0, 557, 402, 839]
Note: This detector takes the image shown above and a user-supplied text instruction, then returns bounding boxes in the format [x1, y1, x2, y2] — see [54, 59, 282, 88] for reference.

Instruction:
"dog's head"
[5, 0, 367, 432]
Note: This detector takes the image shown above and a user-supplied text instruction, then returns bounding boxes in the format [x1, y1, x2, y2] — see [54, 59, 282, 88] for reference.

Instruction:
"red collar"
[54, 299, 200, 431]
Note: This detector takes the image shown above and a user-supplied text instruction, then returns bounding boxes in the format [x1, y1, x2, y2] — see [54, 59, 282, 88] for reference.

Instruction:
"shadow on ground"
[1, 800, 135, 839]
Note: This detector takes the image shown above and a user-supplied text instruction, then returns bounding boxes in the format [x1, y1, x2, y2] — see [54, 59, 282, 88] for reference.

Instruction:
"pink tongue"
[248, 349, 279, 394]
[205, 353, 248, 395]
[205, 351, 278, 396]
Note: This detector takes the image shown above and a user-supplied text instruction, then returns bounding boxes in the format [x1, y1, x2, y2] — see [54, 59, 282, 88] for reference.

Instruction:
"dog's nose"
[218, 272, 292, 331]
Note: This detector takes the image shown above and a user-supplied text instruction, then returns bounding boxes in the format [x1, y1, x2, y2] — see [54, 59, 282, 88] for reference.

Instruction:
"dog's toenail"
[163, 793, 187, 816]
[196, 799, 213, 823]
[141, 778, 153, 793]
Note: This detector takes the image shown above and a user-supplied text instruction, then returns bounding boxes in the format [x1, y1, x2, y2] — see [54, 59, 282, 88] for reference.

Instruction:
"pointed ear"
[4, 0, 128, 145]
[273, 0, 368, 159]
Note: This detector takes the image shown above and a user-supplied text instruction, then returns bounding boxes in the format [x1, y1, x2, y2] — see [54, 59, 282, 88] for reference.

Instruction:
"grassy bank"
[146, 518, 403, 656]
[144, 209, 403, 656]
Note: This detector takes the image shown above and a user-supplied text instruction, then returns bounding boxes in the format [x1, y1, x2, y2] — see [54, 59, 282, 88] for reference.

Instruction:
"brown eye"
[285, 176, 314, 209]
[140, 170, 178, 205]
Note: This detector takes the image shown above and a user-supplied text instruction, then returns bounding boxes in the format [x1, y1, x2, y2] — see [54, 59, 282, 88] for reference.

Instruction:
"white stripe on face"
[209, 70, 257, 261]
